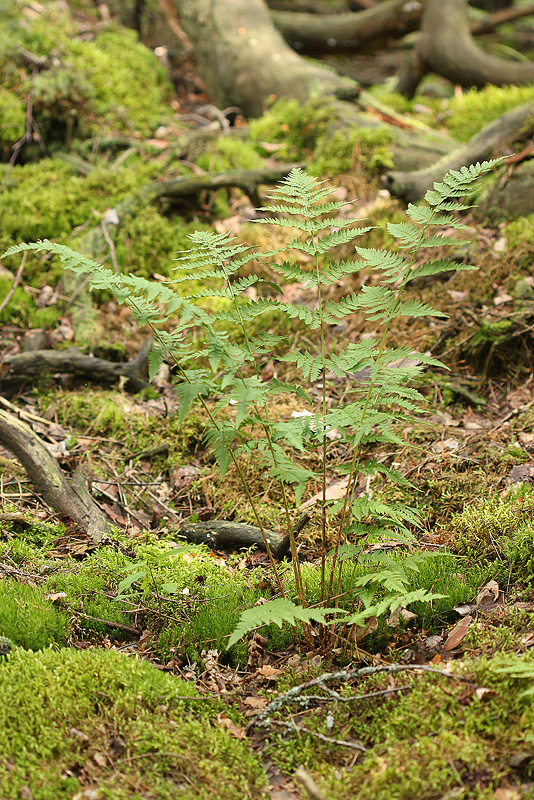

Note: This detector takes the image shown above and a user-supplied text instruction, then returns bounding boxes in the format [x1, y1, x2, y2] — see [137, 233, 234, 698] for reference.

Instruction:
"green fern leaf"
[227, 598, 345, 648]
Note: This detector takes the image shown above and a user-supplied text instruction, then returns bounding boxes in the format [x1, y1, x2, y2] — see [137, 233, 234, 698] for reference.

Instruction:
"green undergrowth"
[0, 647, 266, 800]
[249, 96, 393, 177]
[0, 526, 492, 665]
[1, 0, 171, 149]
[450, 489, 534, 581]
[0, 580, 69, 650]
[270, 653, 534, 799]
[446, 84, 534, 142]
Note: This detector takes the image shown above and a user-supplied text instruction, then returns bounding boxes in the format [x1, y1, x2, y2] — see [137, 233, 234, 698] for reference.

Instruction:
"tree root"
[0, 409, 109, 543]
[384, 99, 534, 203]
[397, 0, 534, 98]
[271, 0, 421, 55]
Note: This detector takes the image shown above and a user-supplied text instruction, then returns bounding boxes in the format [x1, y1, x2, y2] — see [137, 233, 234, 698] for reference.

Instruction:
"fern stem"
[220, 259, 308, 611]
[127, 299, 288, 598]
[327, 216, 434, 608]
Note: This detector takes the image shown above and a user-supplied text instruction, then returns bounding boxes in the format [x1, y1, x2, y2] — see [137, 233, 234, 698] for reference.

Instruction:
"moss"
[0, 647, 266, 799]
[196, 137, 266, 217]
[267, 653, 534, 799]
[311, 126, 393, 176]
[250, 96, 332, 163]
[450, 490, 534, 577]
[0, 580, 69, 650]
[0, 2, 172, 144]
[250, 96, 392, 177]
[503, 214, 534, 271]
[67, 29, 171, 136]
[0, 87, 25, 157]
[114, 210, 212, 280]
[0, 157, 159, 280]
[446, 84, 534, 142]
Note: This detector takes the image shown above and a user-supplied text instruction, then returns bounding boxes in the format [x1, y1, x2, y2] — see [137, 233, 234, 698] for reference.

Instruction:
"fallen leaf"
[300, 476, 350, 510]
[387, 607, 417, 628]
[476, 580, 501, 611]
[453, 603, 476, 616]
[348, 616, 378, 641]
[447, 290, 469, 302]
[493, 789, 521, 800]
[45, 592, 67, 602]
[431, 438, 459, 454]
[258, 665, 281, 678]
[92, 752, 108, 768]
[444, 615, 473, 651]
[493, 292, 513, 306]
[474, 687, 496, 701]
[243, 695, 268, 709]
[216, 712, 247, 739]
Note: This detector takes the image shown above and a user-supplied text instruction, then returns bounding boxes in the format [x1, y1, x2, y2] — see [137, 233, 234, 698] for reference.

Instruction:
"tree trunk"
[397, 0, 534, 97]
[173, 0, 456, 172]
[174, 0, 359, 118]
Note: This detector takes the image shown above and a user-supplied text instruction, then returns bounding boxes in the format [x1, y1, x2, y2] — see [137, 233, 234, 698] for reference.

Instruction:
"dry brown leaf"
[216, 712, 247, 740]
[444, 615, 473, 652]
[476, 580, 501, 611]
[300, 476, 350, 511]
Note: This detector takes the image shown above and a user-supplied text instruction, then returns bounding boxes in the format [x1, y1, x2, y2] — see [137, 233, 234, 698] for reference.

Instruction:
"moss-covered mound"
[0, 579, 69, 650]
[0, 647, 266, 799]
[0, 0, 171, 149]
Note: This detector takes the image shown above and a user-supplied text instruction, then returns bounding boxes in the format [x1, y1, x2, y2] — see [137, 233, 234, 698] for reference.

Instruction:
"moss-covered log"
[384, 99, 534, 203]
[78, 162, 300, 257]
[180, 521, 291, 559]
[0, 338, 152, 396]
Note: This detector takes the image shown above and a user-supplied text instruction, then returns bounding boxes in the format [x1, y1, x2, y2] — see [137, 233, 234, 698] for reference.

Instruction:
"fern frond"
[227, 598, 344, 649]
[407, 258, 477, 282]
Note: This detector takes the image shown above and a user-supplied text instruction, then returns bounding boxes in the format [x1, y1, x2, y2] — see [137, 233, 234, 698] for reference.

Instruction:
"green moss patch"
[0, 1, 171, 144]
[450, 490, 534, 578]
[0, 580, 69, 650]
[0, 647, 266, 799]
[446, 84, 534, 142]
[265, 654, 534, 799]
[250, 96, 392, 177]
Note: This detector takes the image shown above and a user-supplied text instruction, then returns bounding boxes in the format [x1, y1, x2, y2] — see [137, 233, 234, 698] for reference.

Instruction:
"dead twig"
[248, 664, 475, 731]
[0, 252, 26, 314]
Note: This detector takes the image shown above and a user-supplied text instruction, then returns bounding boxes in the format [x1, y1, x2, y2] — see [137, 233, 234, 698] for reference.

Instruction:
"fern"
[1, 159, 502, 653]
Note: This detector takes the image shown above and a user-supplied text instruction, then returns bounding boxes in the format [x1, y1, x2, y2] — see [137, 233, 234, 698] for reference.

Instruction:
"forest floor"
[2, 1, 534, 798]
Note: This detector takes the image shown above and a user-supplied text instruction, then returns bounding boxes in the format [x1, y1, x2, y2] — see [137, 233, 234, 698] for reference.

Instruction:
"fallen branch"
[79, 163, 301, 257]
[248, 663, 475, 730]
[0, 409, 109, 543]
[180, 520, 291, 559]
[0, 252, 26, 315]
[0, 337, 152, 395]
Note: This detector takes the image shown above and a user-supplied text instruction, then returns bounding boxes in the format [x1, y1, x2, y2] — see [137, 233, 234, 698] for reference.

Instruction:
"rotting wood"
[0, 337, 152, 396]
[180, 520, 291, 559]
[180, 512, 312, 559]
[0, 409, 109, 543]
